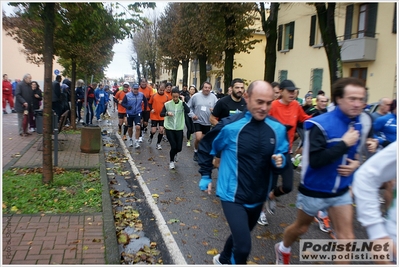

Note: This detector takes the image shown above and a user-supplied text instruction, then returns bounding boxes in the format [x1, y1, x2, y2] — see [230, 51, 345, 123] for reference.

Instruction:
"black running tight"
[218, 201, 263, 264]
[165, 129, 183, 162]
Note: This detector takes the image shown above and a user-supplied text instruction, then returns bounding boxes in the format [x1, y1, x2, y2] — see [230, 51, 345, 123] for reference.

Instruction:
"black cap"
[280, 80, 299, 91]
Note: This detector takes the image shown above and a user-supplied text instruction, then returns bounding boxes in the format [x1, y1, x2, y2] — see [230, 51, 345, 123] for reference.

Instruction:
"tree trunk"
[182, 58, 189, 86]
[70, 58, 76, 130]
[42, 3, 55, 184]
[136, 60, 141, 81]
[198, 53, 208, 86]
[142, 63, 148, 80]
[223, 13, 236, 91]
[315, 3, 342, 86]
[171, 60, 179, 86]
[149, 61, 156, 84]
[224, 48, 234, 91]
[262, 3, 279, 83]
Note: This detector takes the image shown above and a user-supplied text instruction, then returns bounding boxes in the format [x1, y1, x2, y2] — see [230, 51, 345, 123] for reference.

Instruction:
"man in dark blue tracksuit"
[197, 80, 291, 265]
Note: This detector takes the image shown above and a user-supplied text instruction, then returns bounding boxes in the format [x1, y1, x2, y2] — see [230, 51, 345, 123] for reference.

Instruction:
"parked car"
[365, 102, 379, 113]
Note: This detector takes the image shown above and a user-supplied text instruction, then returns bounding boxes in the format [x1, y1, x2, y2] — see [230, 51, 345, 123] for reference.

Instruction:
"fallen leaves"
[167, 218, 180, 224]
[207, 248, 219, 255]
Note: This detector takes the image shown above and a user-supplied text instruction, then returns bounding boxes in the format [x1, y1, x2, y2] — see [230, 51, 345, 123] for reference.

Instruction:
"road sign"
[54, 69, 60, 75]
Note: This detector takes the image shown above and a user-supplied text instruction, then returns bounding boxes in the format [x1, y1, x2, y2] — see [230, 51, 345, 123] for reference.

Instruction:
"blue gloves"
[199, 175, 212, 191]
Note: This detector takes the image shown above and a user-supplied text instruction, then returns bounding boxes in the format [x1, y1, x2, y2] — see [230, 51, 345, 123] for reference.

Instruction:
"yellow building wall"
[276, 2, 397, 102]
[234, 33, 266, 85]
[2, 28, 64, 89]
[341, 3, 397, 101]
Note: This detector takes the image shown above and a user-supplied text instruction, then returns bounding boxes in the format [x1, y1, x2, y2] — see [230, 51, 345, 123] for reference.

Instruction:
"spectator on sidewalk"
[52, 75, 62, 120]
[75, 79, 85, 123]
[29, 81, 43, 132]
[85, 83, 96, 125]
[3, 74, 16, 114]
[15, 73, 33, 136]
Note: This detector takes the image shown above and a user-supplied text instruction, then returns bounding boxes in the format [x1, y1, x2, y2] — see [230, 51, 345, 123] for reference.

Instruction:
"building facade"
[276, 2, 397, 102]
[2, 28, 64, 89]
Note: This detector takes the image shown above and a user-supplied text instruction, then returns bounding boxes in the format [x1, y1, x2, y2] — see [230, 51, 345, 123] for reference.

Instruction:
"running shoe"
[138, 137, 143, 143]
[257, 211, 268, 226]
[169, 162, 175, 170]
[266, 198, 276, 215]
[275, 243, 291, 265]
[123, 135, 127, 141]
[156, 144, 162, 150]
[174, 154, 178, 162]
[135, 141, 140, 149]
[186, 141, 191, 147]
[193, 152, 199, 162]
[314, 214, 332, 233]
[129, 139, 133, 147]
[163, 135, 168, 142]
[213, 254, 222, 265]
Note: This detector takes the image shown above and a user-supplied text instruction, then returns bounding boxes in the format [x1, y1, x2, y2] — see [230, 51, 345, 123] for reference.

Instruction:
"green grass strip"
[2, 168, 102, 214]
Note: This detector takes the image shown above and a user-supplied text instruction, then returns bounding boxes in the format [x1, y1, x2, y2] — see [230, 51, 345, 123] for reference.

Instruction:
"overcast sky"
[1, 2, 168, 80]
[105, 2, 168, 79]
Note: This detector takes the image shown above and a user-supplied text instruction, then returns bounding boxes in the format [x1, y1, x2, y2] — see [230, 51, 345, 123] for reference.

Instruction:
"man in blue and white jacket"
[198, 80, 291, 265]
[275, 77, 378, 264]
[121, 83, 147, 148]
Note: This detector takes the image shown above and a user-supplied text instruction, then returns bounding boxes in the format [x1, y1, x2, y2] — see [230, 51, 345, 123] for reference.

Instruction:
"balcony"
[339, 37, 378, 62]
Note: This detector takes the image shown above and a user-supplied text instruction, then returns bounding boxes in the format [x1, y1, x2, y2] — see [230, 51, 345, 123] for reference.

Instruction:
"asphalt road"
[103, 109, 370, 265]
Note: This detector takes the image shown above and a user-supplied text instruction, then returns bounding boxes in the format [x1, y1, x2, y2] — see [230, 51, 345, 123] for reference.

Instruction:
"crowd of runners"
[106, 77, 396, 265]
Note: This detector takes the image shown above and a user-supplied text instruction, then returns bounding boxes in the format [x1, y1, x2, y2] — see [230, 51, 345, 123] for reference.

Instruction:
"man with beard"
[210, 78, 246, 127]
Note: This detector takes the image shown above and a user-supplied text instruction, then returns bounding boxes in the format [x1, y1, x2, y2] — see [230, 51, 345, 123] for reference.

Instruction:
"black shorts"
[151, 120, 164, 128]
[193, 123, 211, 135]
[118, 113, 126, 119]
[127, 113, 142, 127]
[142, 110, 150, 122]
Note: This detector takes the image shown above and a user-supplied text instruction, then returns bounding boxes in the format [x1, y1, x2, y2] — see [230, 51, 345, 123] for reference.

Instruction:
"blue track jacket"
[121, 91, 147, 116]
[300, 107, 373, 197]
[198, 110, 290, 205]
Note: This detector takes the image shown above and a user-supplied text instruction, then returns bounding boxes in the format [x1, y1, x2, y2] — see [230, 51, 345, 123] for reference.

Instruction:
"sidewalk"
[1, 112, 118, 264]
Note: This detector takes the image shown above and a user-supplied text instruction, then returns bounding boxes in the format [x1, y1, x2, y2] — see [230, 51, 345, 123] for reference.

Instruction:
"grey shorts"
[296, 190, 352, 217]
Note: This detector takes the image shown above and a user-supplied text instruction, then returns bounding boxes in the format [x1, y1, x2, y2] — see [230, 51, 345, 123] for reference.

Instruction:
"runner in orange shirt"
[148, 83, 170, 150]
[114, 82, 130, 140]
[138, 78, 154, 142]
[258, 80, 311, 225]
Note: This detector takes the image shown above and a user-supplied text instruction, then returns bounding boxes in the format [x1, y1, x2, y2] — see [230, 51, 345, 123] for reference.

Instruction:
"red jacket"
[2, 79, 12, 95]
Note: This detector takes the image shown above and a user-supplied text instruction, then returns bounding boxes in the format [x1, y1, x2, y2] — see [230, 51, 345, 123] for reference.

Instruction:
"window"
[309, 15, 323, 46]
[278, 70, 288, 82]
[350, 68, 368, 85]
[278, 22, 295, 51]
[358, 3, 378, 38]
[344, 5, 354, 40]
[215, 77, 221, 90]
[310, 68, 323, 94]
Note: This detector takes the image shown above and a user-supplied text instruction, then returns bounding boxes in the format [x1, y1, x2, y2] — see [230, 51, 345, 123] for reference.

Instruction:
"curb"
[99, 140, 120, 264]
[2, 135, 41, 172]
[115, 134, 187, 265]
